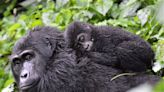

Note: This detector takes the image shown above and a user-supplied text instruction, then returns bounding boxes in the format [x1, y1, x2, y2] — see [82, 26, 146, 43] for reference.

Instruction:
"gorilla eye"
[78, 35, 85, 42]
[23, 53, 33, 61]
[13, 58, 21, 65]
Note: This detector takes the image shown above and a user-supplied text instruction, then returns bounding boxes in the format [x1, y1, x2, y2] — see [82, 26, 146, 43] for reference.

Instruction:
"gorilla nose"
[20, 70, 29, 80]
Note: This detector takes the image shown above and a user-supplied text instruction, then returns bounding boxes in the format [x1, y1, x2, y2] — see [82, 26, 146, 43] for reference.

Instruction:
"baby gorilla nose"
[82, 41, 93, 51]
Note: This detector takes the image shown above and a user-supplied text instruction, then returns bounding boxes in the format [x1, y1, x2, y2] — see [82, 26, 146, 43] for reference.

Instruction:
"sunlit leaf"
[155, 40, 164, 63]
[42, 12, 53, 25]
[156, 0, 164, 24]
[2, 83, 15, 92]
[73, 10, 93, 21]
[30, 20, 43, 28]
[119, 0, 141, 18]
[56, 0, 69, 9]
[75, 0, 92, 7]
[19, 0, 36, 7]
[94, 0, 113, 16]
[137, 6, 153, 26]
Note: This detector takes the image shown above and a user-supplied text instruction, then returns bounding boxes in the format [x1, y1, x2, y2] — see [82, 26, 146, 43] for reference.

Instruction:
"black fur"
[10, 26, 160, 92]
[64, 21, 154, 72]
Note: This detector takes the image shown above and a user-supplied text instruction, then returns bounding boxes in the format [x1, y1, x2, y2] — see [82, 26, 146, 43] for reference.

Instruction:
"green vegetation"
[0, 0, 164, 91]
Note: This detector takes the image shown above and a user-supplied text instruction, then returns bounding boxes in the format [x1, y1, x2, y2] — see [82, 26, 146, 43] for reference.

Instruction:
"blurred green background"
[0, 0, 164, 92]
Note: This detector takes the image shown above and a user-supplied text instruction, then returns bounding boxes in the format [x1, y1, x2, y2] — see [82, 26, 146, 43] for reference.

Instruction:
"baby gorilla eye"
[78, 35, 85, 42]
[91, 38, 94, 41]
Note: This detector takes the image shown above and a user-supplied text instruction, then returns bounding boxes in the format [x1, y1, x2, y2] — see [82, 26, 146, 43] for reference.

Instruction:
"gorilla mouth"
[85, 44, 90, 51]
[20, 79, 39, 90]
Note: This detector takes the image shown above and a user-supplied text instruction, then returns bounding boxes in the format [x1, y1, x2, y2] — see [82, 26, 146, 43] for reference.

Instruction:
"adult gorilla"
[9, 26, 160, 92]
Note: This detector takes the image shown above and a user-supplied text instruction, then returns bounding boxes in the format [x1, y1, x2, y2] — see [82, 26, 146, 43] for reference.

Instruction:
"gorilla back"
[10, 26, 160, 92]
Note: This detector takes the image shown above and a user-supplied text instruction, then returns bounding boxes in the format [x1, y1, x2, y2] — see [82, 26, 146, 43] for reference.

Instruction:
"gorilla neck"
[36, 51, 77, 92]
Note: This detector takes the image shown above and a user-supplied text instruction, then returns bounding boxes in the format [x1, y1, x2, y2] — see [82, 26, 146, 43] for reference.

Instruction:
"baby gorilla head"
[65, 21, 94, 52]
[76, 32, 94, 51]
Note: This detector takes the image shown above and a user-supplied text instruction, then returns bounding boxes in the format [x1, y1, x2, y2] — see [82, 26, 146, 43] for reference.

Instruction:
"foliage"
[0, 0, 164, 91]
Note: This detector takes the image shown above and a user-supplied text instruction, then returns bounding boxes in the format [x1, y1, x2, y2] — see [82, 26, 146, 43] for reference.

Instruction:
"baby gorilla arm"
[88, 52, 118, 67]
[116, 41, 153, 72]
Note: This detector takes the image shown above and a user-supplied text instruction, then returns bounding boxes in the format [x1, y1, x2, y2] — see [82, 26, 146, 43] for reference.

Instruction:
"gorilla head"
[9, 27, 77, 92]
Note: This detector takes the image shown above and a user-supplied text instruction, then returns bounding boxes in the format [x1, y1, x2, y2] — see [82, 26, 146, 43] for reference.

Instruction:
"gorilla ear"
[45, 37, 53, 50]
[44, 36, 65, 54]
[56, 41, 65, 51]
[41, 37, 56, 57]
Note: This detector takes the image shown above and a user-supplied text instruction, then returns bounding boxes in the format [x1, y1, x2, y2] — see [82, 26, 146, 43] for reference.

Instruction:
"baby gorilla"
[64, 21, 154, 72]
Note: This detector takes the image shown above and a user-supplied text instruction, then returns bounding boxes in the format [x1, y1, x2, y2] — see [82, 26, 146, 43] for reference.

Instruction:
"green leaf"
[55, 13, 63, 25]
[30, 20, 43, 28]
[19, 0, 36, 7]
[107, 18, 137, 27]
[94, 0, 113, 16]
[137, 7, 152, 26]
[110, 4, 120, 18]
[75, 0, 92, 7]
[60, 9, 72, 25]
[154, 80, 164, 92]
[155, 40, 164, 63]
[153, 27, 164, 39]
[8, 23, 21, 32]
[42, 12, 53, 26]
[119, 0, 141, 18]
[156, 0, 164, 24]
[56, 0, 69, 9]
[4, 78, 14, 88]
[2, 83, 15, 92]
[73, 10, 93, 21]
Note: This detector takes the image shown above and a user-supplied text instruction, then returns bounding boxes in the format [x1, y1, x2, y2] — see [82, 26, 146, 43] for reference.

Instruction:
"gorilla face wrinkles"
[10, 49, 40, 90]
